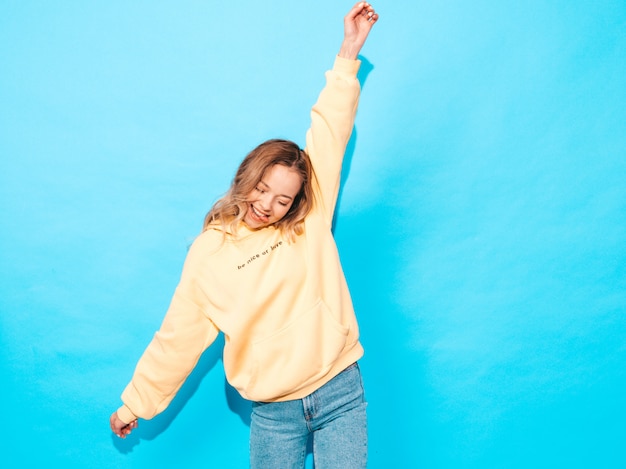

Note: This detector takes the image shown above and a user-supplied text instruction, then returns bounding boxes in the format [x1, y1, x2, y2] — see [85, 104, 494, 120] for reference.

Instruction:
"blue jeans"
[250, 362, 368, 468]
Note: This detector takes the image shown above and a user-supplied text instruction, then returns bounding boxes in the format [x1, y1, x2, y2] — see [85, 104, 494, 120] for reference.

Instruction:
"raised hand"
[339, 2, 379, 60]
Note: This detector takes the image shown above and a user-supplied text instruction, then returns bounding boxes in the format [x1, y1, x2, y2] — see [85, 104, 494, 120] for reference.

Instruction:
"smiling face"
[243, 164, 303, 230]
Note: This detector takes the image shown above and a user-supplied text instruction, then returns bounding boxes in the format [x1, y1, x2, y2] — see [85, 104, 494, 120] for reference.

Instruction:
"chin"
[244, 215, 266, 229]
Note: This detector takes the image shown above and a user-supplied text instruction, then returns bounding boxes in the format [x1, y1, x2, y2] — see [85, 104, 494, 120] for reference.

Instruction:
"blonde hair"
[203, 139, 315, 241]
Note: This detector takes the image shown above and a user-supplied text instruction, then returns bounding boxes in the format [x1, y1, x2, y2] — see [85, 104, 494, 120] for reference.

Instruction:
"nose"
[257, 193, 271, 213]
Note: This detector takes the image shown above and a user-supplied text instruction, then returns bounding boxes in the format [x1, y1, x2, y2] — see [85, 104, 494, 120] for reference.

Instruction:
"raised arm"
[304, 2, 379, 223]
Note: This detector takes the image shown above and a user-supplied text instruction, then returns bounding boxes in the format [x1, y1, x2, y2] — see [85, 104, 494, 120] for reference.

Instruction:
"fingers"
[361, 3, 379, 24]
[347, 2, 379, 24]
[124, 420, 138, 436]
[116, 420, 138, 439]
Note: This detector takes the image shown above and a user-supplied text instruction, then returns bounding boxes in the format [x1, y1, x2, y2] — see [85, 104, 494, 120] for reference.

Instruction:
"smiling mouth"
[250, 204, 269, 222]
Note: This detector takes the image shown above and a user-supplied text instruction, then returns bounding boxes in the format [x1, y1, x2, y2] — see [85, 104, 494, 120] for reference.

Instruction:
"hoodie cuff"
[116, 404, 137, 424]
[333, 55, 361, 77]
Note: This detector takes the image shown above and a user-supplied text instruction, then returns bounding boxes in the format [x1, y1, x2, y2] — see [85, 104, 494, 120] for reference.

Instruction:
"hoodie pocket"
[246, 299, 349, 401]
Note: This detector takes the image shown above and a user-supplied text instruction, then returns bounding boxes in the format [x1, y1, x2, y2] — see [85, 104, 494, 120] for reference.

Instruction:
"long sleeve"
[305, 56, 361, 225]
[117, 237, 220, 424]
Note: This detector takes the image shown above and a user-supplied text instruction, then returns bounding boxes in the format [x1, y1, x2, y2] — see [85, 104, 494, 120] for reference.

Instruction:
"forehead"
[261, 164, 302, 197]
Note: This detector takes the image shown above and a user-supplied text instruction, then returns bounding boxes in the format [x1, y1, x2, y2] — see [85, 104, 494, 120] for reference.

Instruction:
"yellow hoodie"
[117, 56, 364, 424]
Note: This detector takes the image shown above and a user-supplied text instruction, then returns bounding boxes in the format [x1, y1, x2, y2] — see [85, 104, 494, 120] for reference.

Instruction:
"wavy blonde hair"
[203, 139, 315, 241]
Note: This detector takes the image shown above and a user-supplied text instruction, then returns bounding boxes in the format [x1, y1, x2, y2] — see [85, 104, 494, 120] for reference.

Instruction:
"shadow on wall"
[111, 333, 251, 454]
[333, 55, 374, 232]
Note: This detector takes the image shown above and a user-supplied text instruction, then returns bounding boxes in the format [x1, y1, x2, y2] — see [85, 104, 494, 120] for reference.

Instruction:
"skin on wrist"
[338, 42, 362, 60]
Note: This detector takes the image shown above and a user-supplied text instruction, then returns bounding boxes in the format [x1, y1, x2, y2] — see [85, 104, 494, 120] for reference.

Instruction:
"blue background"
[1, 1, 625, 467]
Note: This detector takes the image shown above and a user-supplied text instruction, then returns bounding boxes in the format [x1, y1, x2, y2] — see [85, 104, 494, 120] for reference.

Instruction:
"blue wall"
[1, 1, 625, 467]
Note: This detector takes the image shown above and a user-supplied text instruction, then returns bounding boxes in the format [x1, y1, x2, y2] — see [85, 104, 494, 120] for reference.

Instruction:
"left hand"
[339, 2, 379, 60]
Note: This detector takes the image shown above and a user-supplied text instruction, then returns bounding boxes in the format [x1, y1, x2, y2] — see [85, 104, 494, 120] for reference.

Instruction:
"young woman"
[110, 2, 379, 467]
